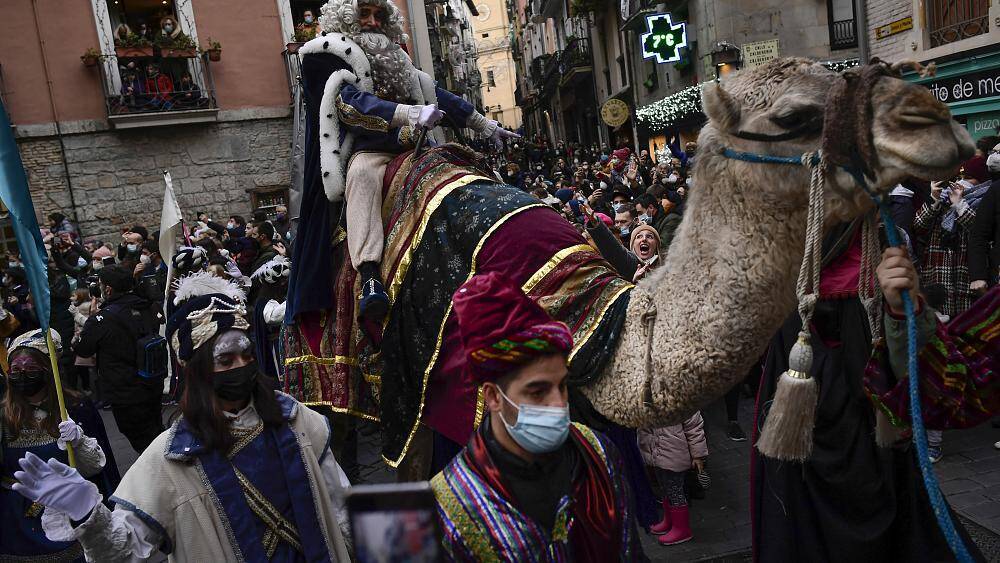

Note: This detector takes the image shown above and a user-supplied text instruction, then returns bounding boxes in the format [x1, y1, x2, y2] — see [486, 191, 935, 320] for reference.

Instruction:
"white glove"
[13, 452, 101, 521]
[416, 104, 444, 128]
[57, 418, 85, 451]
[489, 122, 520, 149]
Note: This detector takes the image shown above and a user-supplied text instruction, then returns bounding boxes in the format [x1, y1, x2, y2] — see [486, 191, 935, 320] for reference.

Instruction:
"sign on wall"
[742, 39, 779, 69]
[875, 17, 912, 40]
[924, 67, 1000, 104]
[601, 99, 631, 127]
[640, 13, 688, 64]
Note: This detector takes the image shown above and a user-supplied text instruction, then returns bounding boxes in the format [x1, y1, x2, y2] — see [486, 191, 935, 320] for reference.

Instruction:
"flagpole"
[44, 331, 75, 467]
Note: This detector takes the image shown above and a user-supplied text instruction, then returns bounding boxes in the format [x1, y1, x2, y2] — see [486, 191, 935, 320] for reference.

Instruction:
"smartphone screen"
[346, 482, 441, 563]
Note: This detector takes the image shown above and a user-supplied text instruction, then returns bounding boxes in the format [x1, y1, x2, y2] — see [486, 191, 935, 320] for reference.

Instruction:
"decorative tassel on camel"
[756, 154, 825, 461]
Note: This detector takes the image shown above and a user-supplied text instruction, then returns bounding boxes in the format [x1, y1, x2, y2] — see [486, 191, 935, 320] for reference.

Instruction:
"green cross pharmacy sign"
[640, 13, 687, 64]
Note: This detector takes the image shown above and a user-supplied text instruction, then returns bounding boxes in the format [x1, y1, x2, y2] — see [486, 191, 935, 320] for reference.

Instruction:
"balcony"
[829, 19, 858, 50]
[928, 0, 989, 48]
[558, 38, 592, 86]
[542, 52, 560, 89]
[97, 53, 218, 129]
[530, 54, 551, 84]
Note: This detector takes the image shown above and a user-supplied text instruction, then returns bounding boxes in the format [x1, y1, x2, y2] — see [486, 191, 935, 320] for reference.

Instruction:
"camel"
[581, 58, 974, 428]
[289, 56, 975, 464]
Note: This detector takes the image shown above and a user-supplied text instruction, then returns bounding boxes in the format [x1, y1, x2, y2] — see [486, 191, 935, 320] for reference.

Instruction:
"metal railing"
[97, 53, 218, 121]
[830, 18, 858, 50]
[559, 37, 591, 74]
[928, 0, 989, 47]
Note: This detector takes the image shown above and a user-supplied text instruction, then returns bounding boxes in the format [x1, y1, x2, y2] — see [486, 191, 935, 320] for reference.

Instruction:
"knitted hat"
[960, 155, 988, 183]
[594, 212, 614, 228]
[629, 224, 660, 249]
[453, 272, 572, 381]
[250, 255, 291, 285]
[171, 246, 208, 273]
[554, 188, 574, 204]
[167, 272, 249, 364]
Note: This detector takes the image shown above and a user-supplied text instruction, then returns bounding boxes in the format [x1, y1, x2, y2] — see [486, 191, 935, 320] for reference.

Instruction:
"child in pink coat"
[638, 412, 709, 546]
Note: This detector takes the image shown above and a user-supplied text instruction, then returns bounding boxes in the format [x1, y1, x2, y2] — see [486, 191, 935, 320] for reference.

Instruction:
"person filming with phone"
[432, 272, 645, 560]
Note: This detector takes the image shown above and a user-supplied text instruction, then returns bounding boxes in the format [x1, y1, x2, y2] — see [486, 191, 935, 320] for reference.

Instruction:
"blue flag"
[0, 100, 50, 331]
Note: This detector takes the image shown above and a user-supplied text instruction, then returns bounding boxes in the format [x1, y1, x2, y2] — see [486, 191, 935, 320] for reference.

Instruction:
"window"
[482, 33, 490, 38]
[827, 0, 857, 50]
[927, 0, 989, 47]
[291, 0, 324, 42]
[487, 70, 496, 87]
[92, 0, 218, 127]
[492, 111, 503, 122]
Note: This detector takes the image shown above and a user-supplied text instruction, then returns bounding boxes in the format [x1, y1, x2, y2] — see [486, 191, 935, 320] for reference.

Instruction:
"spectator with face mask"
[50, 231, 93, 284]
[635, 193, 681, 256]
[914, 165, 990, 318]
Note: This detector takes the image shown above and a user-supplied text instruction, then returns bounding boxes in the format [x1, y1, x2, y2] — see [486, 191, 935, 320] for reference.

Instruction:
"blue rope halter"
[720, 146, 974, 563]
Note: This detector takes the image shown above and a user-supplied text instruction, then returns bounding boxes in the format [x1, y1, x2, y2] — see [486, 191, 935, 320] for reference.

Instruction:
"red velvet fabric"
[453, 272, 572, 382]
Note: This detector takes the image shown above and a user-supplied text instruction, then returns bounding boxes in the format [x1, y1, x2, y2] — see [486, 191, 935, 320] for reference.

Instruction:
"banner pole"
[45, 331, 75, 467]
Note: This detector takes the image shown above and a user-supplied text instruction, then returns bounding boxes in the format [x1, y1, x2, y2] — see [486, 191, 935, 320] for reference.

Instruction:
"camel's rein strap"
[717, 145, 974, 563]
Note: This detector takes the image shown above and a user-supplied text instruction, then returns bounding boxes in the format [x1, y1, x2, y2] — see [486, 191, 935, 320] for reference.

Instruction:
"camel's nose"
[894, 85, 951, 126]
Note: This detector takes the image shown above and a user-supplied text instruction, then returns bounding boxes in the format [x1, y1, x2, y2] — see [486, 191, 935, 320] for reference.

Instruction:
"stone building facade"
[17, 118, 291, 243]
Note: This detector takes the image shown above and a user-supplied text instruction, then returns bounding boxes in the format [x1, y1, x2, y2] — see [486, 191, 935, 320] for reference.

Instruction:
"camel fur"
[581, 58, 975, 428]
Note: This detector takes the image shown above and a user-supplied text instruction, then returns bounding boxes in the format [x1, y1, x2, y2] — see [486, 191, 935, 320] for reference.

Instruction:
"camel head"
[699, 57, 975, 222]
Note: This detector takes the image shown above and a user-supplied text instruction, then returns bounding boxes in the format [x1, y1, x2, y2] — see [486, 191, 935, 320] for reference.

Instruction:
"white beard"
[354, 32, 415, 102]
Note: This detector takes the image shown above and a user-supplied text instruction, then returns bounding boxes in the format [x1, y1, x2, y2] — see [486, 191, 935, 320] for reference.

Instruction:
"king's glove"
[57, 418, 85, 450]
[13, 452, 101, 521]
[415, 104, 444, 128]
[489, 122, 520, 149]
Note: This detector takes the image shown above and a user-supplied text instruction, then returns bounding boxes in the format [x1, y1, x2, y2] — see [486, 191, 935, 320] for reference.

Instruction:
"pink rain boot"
[658, 505, 692, 545]
[649, 499, 672, 535]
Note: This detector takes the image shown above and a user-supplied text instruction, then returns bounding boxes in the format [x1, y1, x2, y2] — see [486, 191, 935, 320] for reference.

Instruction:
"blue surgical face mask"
[619, 226, 631, 238]
[126, 243, 139, 253]
[496, 386, 570, 454]
[638, 213, 652, 225]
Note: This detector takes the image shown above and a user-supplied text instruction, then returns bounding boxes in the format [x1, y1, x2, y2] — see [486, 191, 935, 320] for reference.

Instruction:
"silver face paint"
[212, 329, 253, 372]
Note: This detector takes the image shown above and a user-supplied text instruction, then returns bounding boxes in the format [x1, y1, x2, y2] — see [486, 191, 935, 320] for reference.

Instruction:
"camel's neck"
[648, 163, 809, 391]
[584, 161, 814, 426]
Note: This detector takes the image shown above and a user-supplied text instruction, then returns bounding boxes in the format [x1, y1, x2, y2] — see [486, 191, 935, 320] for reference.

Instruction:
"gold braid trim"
[234, 467, 303, 555]
[336, 95, 390, 133]
[398, 125, 415, 148]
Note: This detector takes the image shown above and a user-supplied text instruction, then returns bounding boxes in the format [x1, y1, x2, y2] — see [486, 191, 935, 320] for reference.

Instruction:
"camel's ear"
[702, 83, 741, 132]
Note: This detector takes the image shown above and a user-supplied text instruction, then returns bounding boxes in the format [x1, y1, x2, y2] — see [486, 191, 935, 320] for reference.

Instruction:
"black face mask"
[212, 362, 258, 402]
[8, 371, 47, 397]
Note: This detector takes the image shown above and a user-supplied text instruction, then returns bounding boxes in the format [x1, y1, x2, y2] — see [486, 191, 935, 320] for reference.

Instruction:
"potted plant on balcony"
[205, 38, 222, 62]
[287, 27, 316, 54]
[115, 33, 154, 58]
[158, 32, 198, 58]
[80, 48, 101, 67]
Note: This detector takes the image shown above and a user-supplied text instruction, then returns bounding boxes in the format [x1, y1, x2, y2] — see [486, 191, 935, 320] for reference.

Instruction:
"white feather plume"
[172, 271, 246, 306]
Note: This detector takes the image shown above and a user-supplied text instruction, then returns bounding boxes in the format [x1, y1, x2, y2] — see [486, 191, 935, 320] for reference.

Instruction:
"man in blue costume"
[290, 0, 517, 324]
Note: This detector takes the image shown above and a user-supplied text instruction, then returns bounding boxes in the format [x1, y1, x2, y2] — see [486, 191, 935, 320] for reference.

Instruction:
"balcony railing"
[928, 0, 989, 48]
[830, 18, 858, 50]
[558, 38, 592, 79]
[530, 54, 551, 84]
[97, 53, 218, 129]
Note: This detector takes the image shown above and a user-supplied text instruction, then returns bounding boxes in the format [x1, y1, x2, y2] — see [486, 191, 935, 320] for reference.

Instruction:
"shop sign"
[966, 111, 1000, 140]
[874, 17, 912, 40]
[640, 13, 687, 64]
[742, 39, 779, 69]
[601, 98, 630, 127]
[925, 67, 1000, 104]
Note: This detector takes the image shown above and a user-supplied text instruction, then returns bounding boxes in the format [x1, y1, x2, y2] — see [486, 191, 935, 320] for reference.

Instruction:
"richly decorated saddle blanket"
[283, 144, 632, 465]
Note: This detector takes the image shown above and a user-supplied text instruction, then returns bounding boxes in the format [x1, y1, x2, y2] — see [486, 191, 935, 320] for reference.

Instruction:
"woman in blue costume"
[2, 328, 119, 562]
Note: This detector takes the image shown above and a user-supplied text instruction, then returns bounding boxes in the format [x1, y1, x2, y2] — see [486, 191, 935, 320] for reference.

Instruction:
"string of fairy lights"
[636, 57, 860, 131]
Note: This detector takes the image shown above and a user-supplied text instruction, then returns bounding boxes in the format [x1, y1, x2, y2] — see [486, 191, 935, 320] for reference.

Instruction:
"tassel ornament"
[756, 332, 818, 460]
[756, 155, 825, 461]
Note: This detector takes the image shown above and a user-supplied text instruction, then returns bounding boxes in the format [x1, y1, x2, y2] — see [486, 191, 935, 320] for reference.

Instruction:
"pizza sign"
[640, 13, 687, 64]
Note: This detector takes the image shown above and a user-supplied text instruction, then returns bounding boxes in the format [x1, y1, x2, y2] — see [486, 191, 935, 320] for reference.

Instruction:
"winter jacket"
[74, 292, 163, 405]
[637, 412, 708, 472]
[968, 183, 999, 285]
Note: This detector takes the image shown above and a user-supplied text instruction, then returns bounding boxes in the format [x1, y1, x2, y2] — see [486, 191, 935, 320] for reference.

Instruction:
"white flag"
[159, 171, 182, 393]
